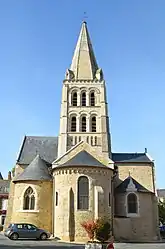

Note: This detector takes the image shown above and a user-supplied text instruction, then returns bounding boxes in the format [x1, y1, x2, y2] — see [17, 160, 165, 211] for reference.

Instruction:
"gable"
[115, 176, 152, 194]
[53, 141, 113, 169]
[61, 150, 106, 168]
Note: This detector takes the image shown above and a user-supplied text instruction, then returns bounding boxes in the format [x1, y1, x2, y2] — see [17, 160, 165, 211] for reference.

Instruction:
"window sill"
[77, 209, 90, 212]
[17, 210, 39, 213]
[126, 213, 139, 218]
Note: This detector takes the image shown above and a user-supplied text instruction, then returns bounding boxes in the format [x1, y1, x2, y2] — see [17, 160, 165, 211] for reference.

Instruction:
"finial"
[145, 148, 147, 153]
[128, 170, 131, 177]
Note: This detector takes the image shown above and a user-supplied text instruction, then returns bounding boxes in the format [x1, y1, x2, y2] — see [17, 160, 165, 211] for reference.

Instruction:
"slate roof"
[17, 136, 58, 165]
[14, 155, 52, 182]
[16, 136, 152, 167]
[0, 180, 10, 194]
[60, 150, 106, 168]
[112, 153, 152, 163]
[157, 189, 165, 198]
[115, 176, 152, 193]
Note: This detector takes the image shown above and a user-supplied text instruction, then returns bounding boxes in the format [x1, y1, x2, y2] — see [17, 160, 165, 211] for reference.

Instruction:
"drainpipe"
[52, 173, 55, 237]
[111, 176, 114, 236]
[111, 164, 118, 236]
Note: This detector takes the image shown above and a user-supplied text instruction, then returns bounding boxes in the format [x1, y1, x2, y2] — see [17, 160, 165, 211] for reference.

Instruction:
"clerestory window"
[90, 92, 95, 106]
[71, 116, 76, 132]
[72, 92, 77, 106]
[81, 116, 86, 132]
[91, 116, 96, 132]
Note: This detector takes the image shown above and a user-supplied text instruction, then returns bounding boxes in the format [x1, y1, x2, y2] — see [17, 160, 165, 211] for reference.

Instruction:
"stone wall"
[11, 180, 53, 233]
[53, 166, 113, 242]
[114, 192, 158, 242]
[117, 164, 154, 192]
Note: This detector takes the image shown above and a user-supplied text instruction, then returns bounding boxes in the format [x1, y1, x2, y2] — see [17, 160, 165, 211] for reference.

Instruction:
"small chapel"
[5, 22, 160, 242]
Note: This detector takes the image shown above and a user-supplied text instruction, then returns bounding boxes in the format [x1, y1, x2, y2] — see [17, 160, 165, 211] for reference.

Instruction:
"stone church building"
[5, 22, 159, 242]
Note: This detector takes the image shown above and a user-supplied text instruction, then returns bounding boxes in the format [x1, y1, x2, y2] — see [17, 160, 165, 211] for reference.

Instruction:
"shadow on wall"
[69, 187, 75, 242]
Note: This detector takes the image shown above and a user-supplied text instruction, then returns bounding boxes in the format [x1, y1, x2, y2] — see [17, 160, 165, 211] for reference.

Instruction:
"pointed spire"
[70, 22, 99, 80]
[0, 172, 3, 180]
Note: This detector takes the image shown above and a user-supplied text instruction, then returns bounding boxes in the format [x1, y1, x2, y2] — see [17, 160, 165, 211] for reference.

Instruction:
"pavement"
[0, 233, 165, 249]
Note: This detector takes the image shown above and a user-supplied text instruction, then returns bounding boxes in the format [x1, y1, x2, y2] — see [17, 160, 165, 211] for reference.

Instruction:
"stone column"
[86, 116, 90, 132]
[77, 91, 80, 106]
[77, 115, 80, 132]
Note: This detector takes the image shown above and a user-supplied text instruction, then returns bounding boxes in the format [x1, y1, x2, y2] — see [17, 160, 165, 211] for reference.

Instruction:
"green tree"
[158, 199, 165, 225]
[11, 167, 15, 177]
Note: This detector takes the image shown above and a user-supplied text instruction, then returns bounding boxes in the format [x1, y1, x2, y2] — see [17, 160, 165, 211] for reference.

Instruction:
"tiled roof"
[157, 189, 165, 198]
[17, 136, 58, 165]
[60, 150, 106, 168]
[14, 155, 52, 182]
[112, 153, 152, 163]
[115, 176, 152, 193]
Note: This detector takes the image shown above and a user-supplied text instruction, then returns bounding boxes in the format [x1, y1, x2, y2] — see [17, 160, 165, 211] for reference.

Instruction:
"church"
[5, 21, 159, 242]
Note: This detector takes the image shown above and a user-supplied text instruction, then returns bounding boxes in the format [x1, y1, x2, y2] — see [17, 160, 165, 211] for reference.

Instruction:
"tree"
[158, 199, 165, 225]
[11, 167, 15, 177]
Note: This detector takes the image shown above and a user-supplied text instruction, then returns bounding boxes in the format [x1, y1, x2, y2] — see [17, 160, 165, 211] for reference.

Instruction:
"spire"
[69, 22, 99, 80]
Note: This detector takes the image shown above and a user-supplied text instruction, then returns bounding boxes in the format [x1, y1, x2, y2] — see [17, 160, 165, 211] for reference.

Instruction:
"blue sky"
[0, 1, 164, 188]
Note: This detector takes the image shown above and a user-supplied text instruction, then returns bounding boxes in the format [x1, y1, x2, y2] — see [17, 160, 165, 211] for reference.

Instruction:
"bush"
[95, 218, 111, 243]
[81, 220, 97, 241]
[81, 218, 111, 243]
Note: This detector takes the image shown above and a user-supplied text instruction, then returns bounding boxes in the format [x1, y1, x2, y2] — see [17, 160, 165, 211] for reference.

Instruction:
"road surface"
[0, 233, 164, 249]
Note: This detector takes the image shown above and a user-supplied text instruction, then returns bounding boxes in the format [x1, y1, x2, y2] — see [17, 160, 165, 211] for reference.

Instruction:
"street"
[0, 234, 164, 249]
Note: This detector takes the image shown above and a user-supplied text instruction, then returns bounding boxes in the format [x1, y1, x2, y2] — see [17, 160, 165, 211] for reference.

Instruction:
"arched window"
[81, 116, 86, 132]
[127, 193, 138, 214]
[91, 116, 96, 132]
[81, 92, 86, 106]
[72, 92, 77, 106]
[23, 187, 35, 210]
[71, 116, 76, 132]
[90, 92, 95, 106]
[77, 176, 89, 210]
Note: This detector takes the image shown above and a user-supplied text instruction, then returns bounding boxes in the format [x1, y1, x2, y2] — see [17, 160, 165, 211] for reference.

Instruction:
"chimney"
[8, 171, 11, 180]
[145, 148, 147, 153]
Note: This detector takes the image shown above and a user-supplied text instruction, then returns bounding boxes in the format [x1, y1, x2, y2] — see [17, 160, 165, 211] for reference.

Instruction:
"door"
[24, 224, 38, 238]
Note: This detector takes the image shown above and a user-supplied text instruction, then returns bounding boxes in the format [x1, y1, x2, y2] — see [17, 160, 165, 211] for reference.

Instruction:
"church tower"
[58, 22, 111, 159]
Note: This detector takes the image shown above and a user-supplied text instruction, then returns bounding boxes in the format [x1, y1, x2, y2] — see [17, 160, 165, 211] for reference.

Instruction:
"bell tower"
[58, 22, 111, 159]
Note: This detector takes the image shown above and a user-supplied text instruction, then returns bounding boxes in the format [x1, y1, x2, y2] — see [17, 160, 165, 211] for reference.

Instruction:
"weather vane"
[83, 11, 88, 22]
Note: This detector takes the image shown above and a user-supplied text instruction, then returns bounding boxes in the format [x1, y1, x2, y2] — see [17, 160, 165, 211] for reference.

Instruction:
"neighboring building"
[5, 22, 160, 242]
[157, 189, 165, 202]
[0, 172, 11, 226]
